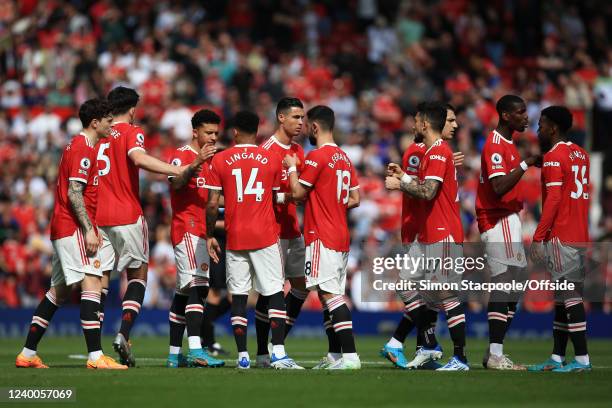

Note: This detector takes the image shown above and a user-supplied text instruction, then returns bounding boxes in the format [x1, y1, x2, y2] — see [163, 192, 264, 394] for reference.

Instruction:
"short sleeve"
[483, 142, 508, 179]
[298, 151, 323, 187]
[167, 149, 184, 180]
[423, 146, 448, 182]
[296, 145, 306, 173]
[272, 159, 282, 191]
[127, 126, 146, 155]
[68, 146, 93, 184]
[542, 152, 564, 188]
[205, 156, 222, 190]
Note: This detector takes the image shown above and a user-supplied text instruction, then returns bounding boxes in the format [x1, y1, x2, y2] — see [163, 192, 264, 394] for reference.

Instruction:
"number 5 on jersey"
[97, 142, 111, 176]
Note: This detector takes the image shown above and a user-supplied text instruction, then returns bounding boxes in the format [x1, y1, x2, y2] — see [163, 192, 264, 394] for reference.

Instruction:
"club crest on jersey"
[94, 260, 101, 269]
[491, 153, 503, 165]
[80, 158, 91, 169]
[171, 158, 182, 166]
[408, 155, 420, 167]
[201, 263, 209, 271]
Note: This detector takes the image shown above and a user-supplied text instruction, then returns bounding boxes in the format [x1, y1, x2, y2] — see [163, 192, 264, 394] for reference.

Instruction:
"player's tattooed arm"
[68, 180, 98, 256]
[400, 178, 440, 200]
[385, 163, 439, 200]
[205, 189, 222, 263]
[68, 180, 93, 232]
[170, 146, 216, 190]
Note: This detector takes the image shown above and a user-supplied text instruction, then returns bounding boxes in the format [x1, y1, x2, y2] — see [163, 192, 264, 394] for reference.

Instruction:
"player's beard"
[414, 133, 425, 143]
[308, 133, 317, 146]
[538, 135, 552, 153]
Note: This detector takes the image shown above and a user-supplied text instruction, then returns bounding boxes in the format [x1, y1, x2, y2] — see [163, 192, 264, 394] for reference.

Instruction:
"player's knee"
[289, 276, 306, 290]
[127, 264, 148, 281]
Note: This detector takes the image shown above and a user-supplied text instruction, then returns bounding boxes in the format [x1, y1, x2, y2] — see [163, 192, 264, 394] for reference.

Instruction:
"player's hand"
[524, 154, 542, 168]
[200, 144, 216, 162]
[385, 176, 401, 191]
[387, 163, 405, 179]
[530, 241, 545, 264]
[207, 237, 221, 264]
[283, 154, 298, 169]
[453, 151, 465, 167]
[84, 228, 99, 257]
[98, 230, 103, 248]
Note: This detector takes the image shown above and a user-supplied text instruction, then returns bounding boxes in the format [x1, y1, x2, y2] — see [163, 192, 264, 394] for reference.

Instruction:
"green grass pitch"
[1, 336, 611, 407]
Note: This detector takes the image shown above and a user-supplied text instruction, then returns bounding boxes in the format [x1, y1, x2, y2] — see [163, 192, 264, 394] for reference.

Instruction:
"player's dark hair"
[496, 94, 524, 116]
[541, 105, 573, 133]
[79, 98, 112, 128]
[107, 86, 140, 115]
[192, 109, 221, 129]
[445, 103, 456, 112]
[233, 110, 259, 134]
[276, 97, 304, 120]
[416, 101, 447, 133]
[307, 105, 335, 132]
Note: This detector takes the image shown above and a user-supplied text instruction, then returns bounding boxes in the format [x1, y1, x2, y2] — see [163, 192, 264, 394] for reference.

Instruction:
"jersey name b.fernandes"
[299, 143, 359, 252]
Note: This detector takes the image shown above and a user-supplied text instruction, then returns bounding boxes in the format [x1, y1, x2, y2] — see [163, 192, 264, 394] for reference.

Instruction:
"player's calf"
[231, 294, 250, 368]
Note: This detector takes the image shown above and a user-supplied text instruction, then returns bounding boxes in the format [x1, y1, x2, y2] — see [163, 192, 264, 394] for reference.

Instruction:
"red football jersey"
[261, 135, 305, 239]
[417, 139, 463, 244]
[206, 144, 281, 251]
[96, 122, 145, 226]
[476, 130, 523, 233]
[50, 134, 99, 240]
[299, 143, 359, 252]
[401, 142, 426, 244]
[168, 145, 209, 246]
[533, 142, 590, 243]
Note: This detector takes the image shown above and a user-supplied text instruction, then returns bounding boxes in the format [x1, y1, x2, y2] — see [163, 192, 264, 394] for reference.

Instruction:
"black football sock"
[284, 288, 308, 337]
[169, 293, 188, 352]
[552, 302, 569, 358]
[185, 282, 208, 348]
[255, 295, 270, 356]
[443, 299, 466, 362]
[325, 295, 356, 354]
[80, 291, 102, 355]
[488, 292, 509, 348]
[565, 297, 588, 358]
[230, 294, 248, 353]
[119, 279, 146, 341]
[323, 307, 341, 354]
[24, 291, 59, 352]
[392, 303, 415, 344]
[268, 291, 287, 349]
[99, 288, 108, 329]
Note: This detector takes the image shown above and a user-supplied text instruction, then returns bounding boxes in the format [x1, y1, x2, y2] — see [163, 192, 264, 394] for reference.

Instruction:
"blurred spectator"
[0, 0, 610, 310]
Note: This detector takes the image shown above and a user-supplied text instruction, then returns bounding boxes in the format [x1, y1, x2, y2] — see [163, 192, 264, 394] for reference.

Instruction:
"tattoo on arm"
[399, 178, 440, 200]
[206, 190, 220, 237]
[67, 181, 93, 231]
[171, 163, 198, 190]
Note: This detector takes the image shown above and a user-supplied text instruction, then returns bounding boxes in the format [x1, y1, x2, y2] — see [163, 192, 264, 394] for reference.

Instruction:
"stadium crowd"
[0, 0, 611, 311]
